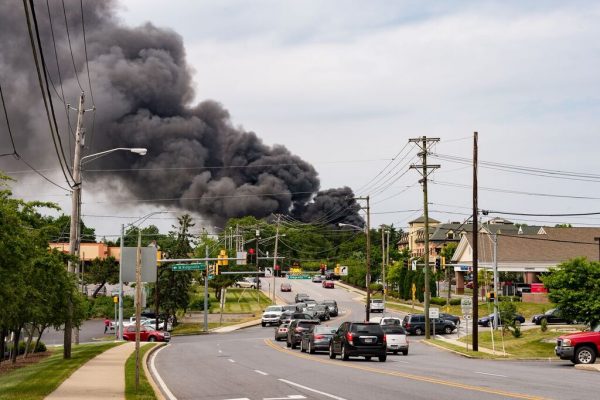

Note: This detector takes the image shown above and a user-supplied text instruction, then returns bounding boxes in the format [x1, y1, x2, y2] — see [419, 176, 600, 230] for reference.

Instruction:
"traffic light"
[435, 257, 441, 270]
[208, 264, 215, 275]
[217, 249, 228, 266]
[247, 248, 256, 264]
[441, 256, 446, 270]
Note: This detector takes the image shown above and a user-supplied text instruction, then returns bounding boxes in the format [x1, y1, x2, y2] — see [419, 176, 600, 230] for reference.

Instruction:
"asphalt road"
[152, 278, 600, 400]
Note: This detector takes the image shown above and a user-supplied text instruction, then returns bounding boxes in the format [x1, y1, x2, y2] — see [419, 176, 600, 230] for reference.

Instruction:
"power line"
[79, 0, 96, 152]
[0, 81, 17, 157]
[483, 209, 600, 217]
[61, 0, 83, 92]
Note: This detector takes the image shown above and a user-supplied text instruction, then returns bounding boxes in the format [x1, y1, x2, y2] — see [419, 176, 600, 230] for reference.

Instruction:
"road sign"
[461, 297, 473, 315]
[264, 267, 273, 277]
[339, 266, 348, 276]
[172, 263, 206, 271]
[287, 275, 310, 280]
[429, 307, 439, 319]
[411, 260, 417, 270]
[411, 283, 416, 301]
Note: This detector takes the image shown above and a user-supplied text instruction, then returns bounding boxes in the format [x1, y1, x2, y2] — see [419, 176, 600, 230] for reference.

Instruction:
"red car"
[122, 325, 170, 342]
[322, 280, 334, 289]
[280, 283, 292, 292]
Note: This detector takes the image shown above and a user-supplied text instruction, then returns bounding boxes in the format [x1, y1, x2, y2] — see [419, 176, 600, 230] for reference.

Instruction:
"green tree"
[86, 256, 119, 298]
[541, 257, 600, 326]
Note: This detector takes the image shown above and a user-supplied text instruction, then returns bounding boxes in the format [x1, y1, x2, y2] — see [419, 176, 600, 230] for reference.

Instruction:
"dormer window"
[447, 231, 455, 240]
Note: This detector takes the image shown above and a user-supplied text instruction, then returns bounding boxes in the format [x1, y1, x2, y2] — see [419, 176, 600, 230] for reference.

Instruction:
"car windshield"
[314, 305, 327, 311]
[592, 323, 600, 332]
[322, 301, 336, 306]
[265, 306, 282, 312]
[545, 309, 556, 315]
[314, 326, 336, 334]
[382, 326, 406, 334]
[371, 300, 383, 304]
[299, 321, 320, 328]
[352, 324, 382, 334]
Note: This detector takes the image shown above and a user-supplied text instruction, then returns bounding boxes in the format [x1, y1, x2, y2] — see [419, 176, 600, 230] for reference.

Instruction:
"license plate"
[364, 338, 373, 343]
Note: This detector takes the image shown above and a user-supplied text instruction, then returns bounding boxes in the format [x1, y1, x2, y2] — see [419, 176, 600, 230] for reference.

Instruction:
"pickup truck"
[555, 324, 600, 364]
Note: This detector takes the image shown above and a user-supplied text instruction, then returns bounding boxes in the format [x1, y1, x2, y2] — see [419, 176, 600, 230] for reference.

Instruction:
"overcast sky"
[4, 0, 600, 238]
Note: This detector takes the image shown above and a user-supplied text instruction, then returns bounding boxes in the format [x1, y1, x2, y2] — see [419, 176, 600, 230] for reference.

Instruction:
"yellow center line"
[264, 339, 549, 400]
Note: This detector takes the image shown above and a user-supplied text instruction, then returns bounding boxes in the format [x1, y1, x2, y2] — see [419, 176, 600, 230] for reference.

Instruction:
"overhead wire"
[61, 0, 83, 92]
[0, 80, 17, 158]
[79, 0, 97, 152]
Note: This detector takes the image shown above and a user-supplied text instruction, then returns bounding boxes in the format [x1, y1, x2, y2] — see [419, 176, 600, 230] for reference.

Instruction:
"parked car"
[368, 299, 385, 313]
[280, 283, 292, 292]
[300, 325, 337, 353]
[321, 300, 339, 317]
[439, 313, 461, 326]
[295, 293, 309, 303]
[312, 275, 323, 283]
[532, 308, 573, 325]
[322, 280, 335, 289]
[555, 323, 600, 364]
[381, 325, 409, 355]
[307, 305, 331, 321]
[275, 322, 291, 341]
[478, 313, 525, 327]
[287, 319, 321, 349]
[402, 314, 457, 335]
[122, 325, 170, 342]
[465, 281, 474, 289]
[141, 318, 173, 332]
[329, 321, 387, 362]
[262, 305, 285, 327]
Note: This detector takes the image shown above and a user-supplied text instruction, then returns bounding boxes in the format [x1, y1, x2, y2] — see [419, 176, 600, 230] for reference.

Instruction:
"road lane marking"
[265, 340, 546, 400]
[149, 344, 178, 400]
[278, 379, 348, 400]
[475, 371, 508, 378]
[264, 395, 306, 400]
[228, 359, 236, 363]
[254, 369, 269, 375]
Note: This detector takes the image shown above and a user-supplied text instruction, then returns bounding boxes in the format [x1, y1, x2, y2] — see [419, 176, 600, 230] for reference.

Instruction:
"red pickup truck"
[555, 324, 600, 364]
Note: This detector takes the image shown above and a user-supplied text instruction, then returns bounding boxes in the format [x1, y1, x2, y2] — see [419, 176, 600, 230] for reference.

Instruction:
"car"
[321, 300, 339, 317]
[329, 321, 387, 362]
[402, 314, 457, 335]
[555, 323, 600, 364]
[122, 325, 170, 342]
[478, 313, 525, 327]
[295, 293, 309, 303]
[280, 283, 292, 292]
[439, 313, 461, 326]
[282, 305, 297, 313]
[312, 275, 323, 283]
[234, 279, 258, 289]
[303, 299, 317, 309]
[262, 305, 285, 327]
[368, 299, 385, 313]
[141, 318, 173, 332]
[380, 317, 402, 326]
[322, 280, 335, 289]
[275, 322, 291, 341]
[465, 281, 474, 289]
[300, 325, 337, 353]
[532, 308, 573, 325]
[287, 319, 321, 349]
[279, 311, 315, 325]
[381, 325, 409, 355]
[307, 305, 331, 321]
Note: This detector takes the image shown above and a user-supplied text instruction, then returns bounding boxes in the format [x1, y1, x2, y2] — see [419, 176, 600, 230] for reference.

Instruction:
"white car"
[381, 324, 409, 355]
[142, 318, 173, 332]
[262, 305, 285, 327]
[369, 299, 385, 313]
[234, 278, 258, 289]
[380, 317, 402, 326]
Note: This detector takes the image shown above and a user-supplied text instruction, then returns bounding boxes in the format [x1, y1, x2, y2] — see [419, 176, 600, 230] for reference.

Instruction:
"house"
[397, 215, 440, 257]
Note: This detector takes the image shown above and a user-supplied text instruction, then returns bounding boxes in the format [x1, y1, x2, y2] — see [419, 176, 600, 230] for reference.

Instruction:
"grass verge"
[173, 316, 260, 335]
[0, 342, 120, 400]
[125, 343, 157, 400]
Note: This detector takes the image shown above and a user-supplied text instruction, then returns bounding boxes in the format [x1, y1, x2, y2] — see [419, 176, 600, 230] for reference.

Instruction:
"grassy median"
[124, 343, 157, 400]
[0, 342, 120, 400]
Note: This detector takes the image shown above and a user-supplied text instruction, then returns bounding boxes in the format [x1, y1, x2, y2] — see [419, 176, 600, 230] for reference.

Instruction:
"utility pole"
[272, 215, 281, 302]
[256, 229, 260, 308]
[594, 237, 600, 261]
[493, 232, 499, 329]
[472, 131, 479, 351]
[409, 136, 440, 340]
[356, 197, 371, 321]
[386, 229, 390, 302]
[381, 226, 386, 310]
[65, 92, 85, 359]
[134, 229, 143, 389]
[204, 246, 209, 332]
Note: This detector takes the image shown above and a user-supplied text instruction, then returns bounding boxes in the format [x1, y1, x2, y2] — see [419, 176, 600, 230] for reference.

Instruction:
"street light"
[81, 147, 147, 164]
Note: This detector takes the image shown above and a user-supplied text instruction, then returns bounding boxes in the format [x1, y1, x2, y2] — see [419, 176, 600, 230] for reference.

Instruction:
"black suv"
[287, 319, 320, 349]
[321, 300, 338, 317]
[329, 322, 387, 362]
[402, 314, 456, 335]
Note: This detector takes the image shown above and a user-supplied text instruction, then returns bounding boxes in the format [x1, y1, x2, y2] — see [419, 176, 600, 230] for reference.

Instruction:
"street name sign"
[461, 297, 473, 315]
[429, 307, 439, 319]
[172, 263, 206, 271]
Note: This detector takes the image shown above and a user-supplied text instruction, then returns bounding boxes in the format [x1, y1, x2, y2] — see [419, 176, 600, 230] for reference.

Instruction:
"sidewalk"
[45, 342, 136, 399]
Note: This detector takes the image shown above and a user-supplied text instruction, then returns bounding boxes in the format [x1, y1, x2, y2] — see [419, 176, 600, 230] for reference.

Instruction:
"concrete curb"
[143, 342, 167, 400]
[421, 339, 475, 358]
[574, 364, 600, 372]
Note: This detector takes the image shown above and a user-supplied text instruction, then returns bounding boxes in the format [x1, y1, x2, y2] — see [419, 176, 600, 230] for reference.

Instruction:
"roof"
[408, 215, 440, 225]
[429, 223, 473, 241]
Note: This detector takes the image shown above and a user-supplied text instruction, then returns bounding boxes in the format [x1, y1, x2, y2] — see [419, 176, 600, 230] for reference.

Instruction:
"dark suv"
[329, 322, 387, 362]
[287, 319, 320, 349]
[402, 314, 456, 335]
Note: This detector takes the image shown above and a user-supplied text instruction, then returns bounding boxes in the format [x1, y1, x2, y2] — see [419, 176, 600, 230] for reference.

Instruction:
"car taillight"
[346, 332, 353, 345]
[383, 334, 387, 343]
[405, 323, 411, 329]
[314, 334, 325, 339]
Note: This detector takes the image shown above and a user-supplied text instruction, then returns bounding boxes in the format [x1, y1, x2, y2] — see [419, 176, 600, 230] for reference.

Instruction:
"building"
[397, 215, 440, 257]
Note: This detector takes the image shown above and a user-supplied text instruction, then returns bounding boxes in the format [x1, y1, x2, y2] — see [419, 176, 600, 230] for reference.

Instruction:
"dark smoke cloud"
[0, 0, 363, 226]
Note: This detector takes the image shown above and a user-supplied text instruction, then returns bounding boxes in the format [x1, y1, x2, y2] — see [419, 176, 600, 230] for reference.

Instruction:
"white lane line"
[228, 358, 236, 363]
[218, 350, 223, 353]
[278, 379, 348, 400]
[254, 369, 269, 375]
[475, 371, 508, 378]
[394, 360, 409, 364]
[264, 396, 306, 400]
[149, 344, 178, 400]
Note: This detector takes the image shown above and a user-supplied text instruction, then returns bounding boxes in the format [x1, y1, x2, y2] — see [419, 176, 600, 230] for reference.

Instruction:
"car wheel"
[393, 351, 398, 355]
[261, 322, 266, 327]
[309, 341, 315, 354]
[414, 327, 423, 335]
[286, 341, 291, 348]
[402, 350, 408, 356]
[341, 344, 349, 361]
[574, 346, 596, 365]
[148, 336, 156, 342]
[300, 341, 305, 352]
[329, 344, 336, 359]
[444, 326, 453, 334]
[291, 341, 297, 349]
[379, 354, 387, 362]
[365, 356, 371, 361]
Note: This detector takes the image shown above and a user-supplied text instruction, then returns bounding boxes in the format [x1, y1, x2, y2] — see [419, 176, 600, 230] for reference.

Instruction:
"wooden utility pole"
[272, 215, 281, 302]
[355, 197, 372, 321]
[409, 136, 440, 339]
[472, 131, 479, 351]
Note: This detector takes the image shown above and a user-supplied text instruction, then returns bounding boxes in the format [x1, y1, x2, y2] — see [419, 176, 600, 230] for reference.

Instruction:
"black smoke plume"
[0, 0, 363, 226]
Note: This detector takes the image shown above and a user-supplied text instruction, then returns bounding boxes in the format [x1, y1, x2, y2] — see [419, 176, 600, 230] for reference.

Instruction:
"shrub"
[511, 324, 522, 338]
[430, 297, 447, 306]
[189, 297, 211, 310]
[369, 283, 383, 293]
[498, 296, 521, 303]
[89, 295, 134, 318]
[540, 318, 548, 332]
[449, 298, 462, 306]
[6, 340, 47, 355]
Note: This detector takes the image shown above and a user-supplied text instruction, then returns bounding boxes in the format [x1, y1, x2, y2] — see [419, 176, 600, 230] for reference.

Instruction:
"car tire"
[444, 326, 453, 334]
[309, 341, 315, 354]
[291, 341, 297, 350]
[329, 344, 336, 359]
[393, 351, 398, 355]
[379, 355, 387, 362]
[300, 341, 305, 352]
[286, 341, 291, 348]
[261, 322, 266, 327]
[574, 346, 596, 365]
[341, 344, 349, 361]
[365, 356, 371, 361]
[402, 350, 408, 356]
[148, 336, 156, 342]
[414, 327, 423, 335]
